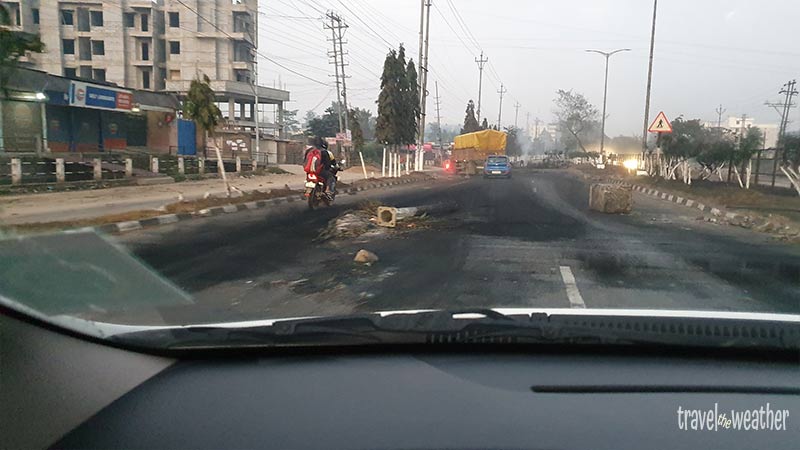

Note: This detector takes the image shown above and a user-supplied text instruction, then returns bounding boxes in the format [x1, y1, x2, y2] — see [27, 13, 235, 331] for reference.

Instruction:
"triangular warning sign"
[648, 111, 672, 133]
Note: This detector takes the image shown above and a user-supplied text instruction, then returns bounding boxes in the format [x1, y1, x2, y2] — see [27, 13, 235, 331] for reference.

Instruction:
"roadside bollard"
[235, 156, 242, 173]
[125, 158, 133, 177]
[11, 158, 22, 185]
[151, 156, 159, 173]
[198, 157, 205, 174]
[56, 158, 65, 183]
[178, 156, 185, 174]
[93, 158, 102, 181]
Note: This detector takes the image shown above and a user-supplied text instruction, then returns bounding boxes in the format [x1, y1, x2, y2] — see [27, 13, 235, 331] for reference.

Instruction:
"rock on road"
[119, 170, 800, 325]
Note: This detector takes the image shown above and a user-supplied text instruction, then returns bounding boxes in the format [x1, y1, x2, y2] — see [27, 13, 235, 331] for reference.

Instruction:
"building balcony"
[126, 1, 155, 10]
[132, 59, 155, 66]
[127, 29, 155, 38]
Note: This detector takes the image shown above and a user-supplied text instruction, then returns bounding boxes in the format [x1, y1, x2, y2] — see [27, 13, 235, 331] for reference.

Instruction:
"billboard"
[69, 81, 133, 112]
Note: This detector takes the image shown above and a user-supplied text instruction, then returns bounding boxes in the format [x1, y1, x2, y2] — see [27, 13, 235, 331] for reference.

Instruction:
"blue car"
[483, 155, 512, 179]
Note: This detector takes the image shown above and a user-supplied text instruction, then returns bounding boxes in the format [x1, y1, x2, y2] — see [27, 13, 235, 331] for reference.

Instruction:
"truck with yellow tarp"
[448, 129, 507, 175]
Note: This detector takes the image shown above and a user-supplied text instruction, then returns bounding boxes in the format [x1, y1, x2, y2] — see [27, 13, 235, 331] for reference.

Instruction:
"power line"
[174, 0, 331, 86]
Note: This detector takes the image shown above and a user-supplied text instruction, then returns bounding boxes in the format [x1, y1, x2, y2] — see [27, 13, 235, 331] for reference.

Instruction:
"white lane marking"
[559, 266, 586, 309]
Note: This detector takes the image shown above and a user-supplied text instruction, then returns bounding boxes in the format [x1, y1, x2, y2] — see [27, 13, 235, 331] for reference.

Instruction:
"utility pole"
[416, 0, 432, 171]
[641, 0, 658, 159]
[715, 104, 726, 129]
[434, 80, 443, 150]
[497, 84, 507, 129]
[325, 12, 344, 134]
[251, 47, 261, 163]
[335, 15, 350, 134]
[770, 79, 798, 187]
[475, 51, 488, 124]
[513, 102, 521, 128]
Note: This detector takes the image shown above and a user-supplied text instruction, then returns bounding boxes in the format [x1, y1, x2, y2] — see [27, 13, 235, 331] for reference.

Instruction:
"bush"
[359, 141, 384, 165]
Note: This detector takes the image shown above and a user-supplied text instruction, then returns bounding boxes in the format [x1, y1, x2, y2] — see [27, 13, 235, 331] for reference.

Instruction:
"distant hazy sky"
[258, 0, 800, 136]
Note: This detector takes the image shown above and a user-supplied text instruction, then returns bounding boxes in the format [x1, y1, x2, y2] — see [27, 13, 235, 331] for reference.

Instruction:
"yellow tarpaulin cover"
[454, 129, 507, 151]
[452, 130, 507, 161]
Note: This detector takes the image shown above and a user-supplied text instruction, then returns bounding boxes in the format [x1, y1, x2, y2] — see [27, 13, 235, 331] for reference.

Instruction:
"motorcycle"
[304, 171, 337, 210]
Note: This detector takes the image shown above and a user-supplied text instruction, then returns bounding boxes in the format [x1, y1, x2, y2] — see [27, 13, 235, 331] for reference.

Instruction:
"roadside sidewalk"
[0, 165, 374, 226]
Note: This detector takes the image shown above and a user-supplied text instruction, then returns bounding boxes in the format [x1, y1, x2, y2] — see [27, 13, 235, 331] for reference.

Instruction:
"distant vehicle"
[483, 155, 512, 179]
[451, 129, 507, 175]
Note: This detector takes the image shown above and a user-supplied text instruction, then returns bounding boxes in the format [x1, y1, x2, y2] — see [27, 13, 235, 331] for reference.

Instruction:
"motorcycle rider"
[304, 137, 339, 199]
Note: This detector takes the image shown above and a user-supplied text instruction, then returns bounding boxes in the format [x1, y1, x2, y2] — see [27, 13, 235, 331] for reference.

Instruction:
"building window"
[13, 5, 20, 25]
[141, 13, 148, 31]
[234, 69, 250, 83]
[142, 70, 151, 89]
[91, 40, 105, 55]
[32, 8, 40, 25]
[141, 42, 149, 61]
[62, 39, 75, 55]
[61, 10, 74, 26]
[218, 102, 229, 119]
[169, 69, 181, 80]
[93, 69, 106, 82]
[168, 12, 179, 27]
[90, 10, 103, 27]
[64, 67, 77, 78]
[169, 41, 180, 55]
[233, 42, 252, 62]
[124, 13, 134, 28]
[79, 66, 92, 79]
[233, 12, 251, 33]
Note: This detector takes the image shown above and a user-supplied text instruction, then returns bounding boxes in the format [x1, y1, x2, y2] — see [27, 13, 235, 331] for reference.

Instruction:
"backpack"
[304, 147, 322, 174]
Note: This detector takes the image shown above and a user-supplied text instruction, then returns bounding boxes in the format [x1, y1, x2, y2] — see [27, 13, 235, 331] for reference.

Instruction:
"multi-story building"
[4, 0, 289, 154]
[705, 116, 780, 149]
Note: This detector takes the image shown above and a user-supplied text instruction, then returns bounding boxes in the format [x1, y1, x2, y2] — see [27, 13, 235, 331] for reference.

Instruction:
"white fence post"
[359, 152, 368, 179]
[11, 158, 22, 185]
[56, 158, 65, 183]
[235, 156, 242, 173]
[151, 156, 159, 173]
[93, 158, 102, 181]
[382, 147, 386, 177]
[125, 158, 133, 177]
[178, 156, 185, 174]
[198, 157, 205, 174]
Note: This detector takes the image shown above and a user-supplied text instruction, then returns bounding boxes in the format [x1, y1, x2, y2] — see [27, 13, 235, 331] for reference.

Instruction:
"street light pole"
[586, 48, 630, 160]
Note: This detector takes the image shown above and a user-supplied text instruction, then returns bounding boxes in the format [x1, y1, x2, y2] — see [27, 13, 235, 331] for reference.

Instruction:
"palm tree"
[183, 75, 231, 197]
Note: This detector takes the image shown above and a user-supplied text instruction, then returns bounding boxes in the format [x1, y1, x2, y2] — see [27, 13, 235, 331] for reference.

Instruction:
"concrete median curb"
[94, 176, 432, 234]
[608, 179, 799, 238]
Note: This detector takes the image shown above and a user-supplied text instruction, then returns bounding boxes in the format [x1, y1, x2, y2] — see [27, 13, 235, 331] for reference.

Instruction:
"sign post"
[647, 111, 672, 174]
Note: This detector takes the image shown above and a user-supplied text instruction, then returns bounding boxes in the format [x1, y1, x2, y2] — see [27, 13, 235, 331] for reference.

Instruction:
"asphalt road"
[119, 169, 800, 325]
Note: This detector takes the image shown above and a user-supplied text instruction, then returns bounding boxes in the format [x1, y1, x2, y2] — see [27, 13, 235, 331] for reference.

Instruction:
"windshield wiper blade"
[111, 309, 800, 351]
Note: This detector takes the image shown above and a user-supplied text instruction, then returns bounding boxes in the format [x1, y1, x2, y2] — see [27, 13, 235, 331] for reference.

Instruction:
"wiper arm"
[112, 309, 800, 352]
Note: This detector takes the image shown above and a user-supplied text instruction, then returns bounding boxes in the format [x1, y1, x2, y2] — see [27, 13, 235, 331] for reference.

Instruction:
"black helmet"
[314, 136, 328, 150]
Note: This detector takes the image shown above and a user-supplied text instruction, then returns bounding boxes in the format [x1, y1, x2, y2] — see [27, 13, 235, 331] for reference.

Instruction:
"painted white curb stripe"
[559, 265, 586, 309]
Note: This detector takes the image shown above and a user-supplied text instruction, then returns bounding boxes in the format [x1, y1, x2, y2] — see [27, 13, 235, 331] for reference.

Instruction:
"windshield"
[1, 0, 799, 351]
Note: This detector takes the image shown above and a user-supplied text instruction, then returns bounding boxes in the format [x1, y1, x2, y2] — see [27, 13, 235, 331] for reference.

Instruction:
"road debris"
[589, 183, 632, 214]
[354, 249, 379, 264]
[376, 202, 459, 227]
